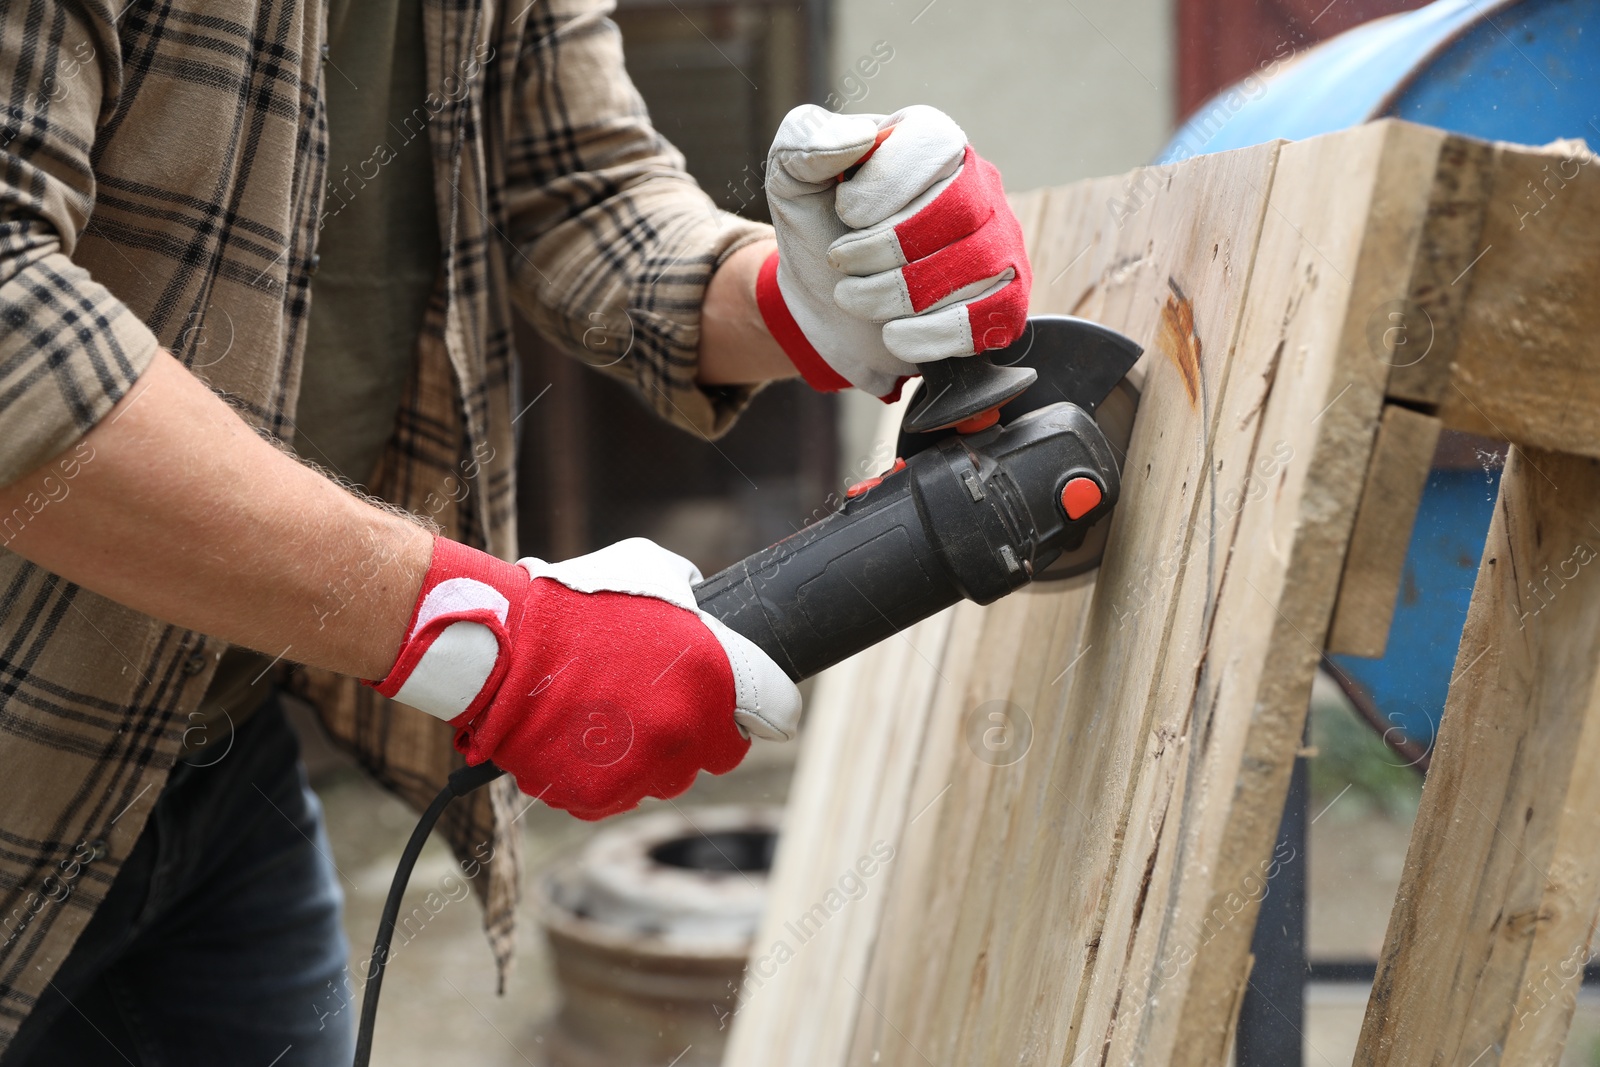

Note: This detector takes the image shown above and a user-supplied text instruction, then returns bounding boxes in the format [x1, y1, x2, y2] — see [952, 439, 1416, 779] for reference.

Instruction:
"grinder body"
[692, 401, 1120, 681]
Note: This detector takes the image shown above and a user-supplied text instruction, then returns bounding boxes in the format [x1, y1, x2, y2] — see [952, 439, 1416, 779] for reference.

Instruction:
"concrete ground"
[1305, 986, 1600, 1067]
[296, 677, 1600, 1067]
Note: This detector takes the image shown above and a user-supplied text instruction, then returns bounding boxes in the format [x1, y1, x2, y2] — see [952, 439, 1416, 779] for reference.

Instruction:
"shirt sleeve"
[0, 2, 162, 488]
[502, 0, 774, 440]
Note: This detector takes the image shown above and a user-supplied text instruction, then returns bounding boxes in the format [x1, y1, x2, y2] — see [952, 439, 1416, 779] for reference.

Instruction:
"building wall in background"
[828, 0, 1174, 194]
[1176, 0, 1428, 120]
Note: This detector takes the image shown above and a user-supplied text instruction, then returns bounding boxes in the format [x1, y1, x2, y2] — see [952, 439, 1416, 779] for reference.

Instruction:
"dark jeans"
[2, 694, 355, 1066]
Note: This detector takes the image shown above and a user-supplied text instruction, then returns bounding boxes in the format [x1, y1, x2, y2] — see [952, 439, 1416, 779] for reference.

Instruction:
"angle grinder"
[696, 314, 1141, 679]
[352, 314, 1141, 1065]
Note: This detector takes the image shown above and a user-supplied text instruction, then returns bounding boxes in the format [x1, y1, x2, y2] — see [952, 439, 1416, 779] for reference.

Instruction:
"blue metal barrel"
[1155, 0, 1598, 757]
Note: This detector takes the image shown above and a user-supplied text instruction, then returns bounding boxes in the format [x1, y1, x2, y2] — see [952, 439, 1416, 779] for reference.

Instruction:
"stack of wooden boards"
[722, 119, 1600, 1067]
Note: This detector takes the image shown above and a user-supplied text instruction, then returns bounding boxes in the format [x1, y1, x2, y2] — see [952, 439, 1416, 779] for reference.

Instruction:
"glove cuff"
[755, 249, 853, 394]
[366, 536, 528, 726]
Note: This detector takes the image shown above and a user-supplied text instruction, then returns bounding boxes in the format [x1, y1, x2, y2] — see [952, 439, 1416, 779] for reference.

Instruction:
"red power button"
[846, 457, 908, 499]
[1059, 476, 1103, 520]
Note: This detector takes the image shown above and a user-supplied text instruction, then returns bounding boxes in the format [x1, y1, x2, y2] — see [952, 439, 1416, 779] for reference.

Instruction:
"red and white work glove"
[758, 104, 1033, 399]
[368, 538, 801, 820]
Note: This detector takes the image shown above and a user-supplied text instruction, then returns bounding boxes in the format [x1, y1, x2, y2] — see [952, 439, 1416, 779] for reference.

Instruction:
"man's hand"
[758, 104, 1033, 399]
[370, 537, 802, 820]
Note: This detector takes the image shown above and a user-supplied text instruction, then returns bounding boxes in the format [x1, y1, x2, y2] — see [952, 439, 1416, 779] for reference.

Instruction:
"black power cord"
[353, 760, 505, 1067]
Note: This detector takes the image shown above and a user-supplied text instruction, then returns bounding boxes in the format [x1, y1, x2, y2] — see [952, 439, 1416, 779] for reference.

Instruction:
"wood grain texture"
[1096, 118, 1446, 1067]
[1382, 133, 1494, 409]
[1326, 404, 1443, 657]
[718, 392, 976, 1067]
[1355, 447, 1600, 1067]
[725, 121, 1600, 1067]
[1397, 139, 1600, 457]
[968, 146, 1285, 1067]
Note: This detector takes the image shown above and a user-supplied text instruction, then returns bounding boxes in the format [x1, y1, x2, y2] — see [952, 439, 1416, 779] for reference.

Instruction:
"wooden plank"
[717, 603, 962, 1063]
[1086, 118, 1445, 1067]
[721, 393, 972, 1066]
[1389, 138, 1600, 458]
[859, 143, 1285, 1067]
[1381, 134, 1494, 409]
[846, 580, 1090, 1066]
[953, 145, 1289, 1067]
[1326, 404, 1442, 657]
[1354, 446, 1600, 1067]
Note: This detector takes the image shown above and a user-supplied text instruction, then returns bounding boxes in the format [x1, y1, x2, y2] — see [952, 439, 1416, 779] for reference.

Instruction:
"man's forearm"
[0, 349, 431, 680]
[696, 239, 797, 386]
[0, 239, 784, 683]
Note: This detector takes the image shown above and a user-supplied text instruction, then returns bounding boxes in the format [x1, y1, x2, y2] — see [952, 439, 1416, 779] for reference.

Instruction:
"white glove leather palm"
[758, 104, 1033, 399]
[521, 539, 802, 743]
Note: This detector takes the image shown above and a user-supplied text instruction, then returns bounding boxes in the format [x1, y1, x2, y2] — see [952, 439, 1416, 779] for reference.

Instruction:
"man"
[0, 0, 1030, 1061]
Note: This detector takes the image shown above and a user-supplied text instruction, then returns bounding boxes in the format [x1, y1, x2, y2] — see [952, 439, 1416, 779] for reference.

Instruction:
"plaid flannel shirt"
[0, 0, 771, 1039]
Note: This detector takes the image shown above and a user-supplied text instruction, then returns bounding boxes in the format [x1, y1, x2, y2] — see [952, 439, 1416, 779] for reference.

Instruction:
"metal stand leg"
[1235, 744, 1308, 1066]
